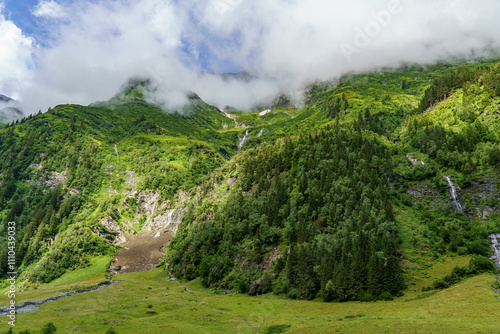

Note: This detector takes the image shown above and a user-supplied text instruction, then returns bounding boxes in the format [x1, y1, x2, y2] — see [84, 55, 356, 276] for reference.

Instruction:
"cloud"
[4, 0, 500, 114]
[0, 4, 34, 101]
[32, 0, 66, 19]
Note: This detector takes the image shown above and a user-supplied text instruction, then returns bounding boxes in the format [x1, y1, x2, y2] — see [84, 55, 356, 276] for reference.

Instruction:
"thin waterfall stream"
[238, 130, 250, 149]
[489, 234, 500, 287]
[442, 175, 500, 291]
[443, 175, 465, 212]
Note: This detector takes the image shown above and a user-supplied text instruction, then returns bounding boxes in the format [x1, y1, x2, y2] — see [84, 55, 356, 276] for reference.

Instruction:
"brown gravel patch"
[110, 233, 172, 274]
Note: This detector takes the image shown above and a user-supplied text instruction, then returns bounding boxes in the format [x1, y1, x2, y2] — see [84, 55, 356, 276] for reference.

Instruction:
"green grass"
[0, 256, 112, 306]
[260, 274, 499, 333]
[5, 266, 499, 333]
[46, 256, 113, 288]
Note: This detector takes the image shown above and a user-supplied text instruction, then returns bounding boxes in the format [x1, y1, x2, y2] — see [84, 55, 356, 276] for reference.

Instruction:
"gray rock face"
[96, 216, 128, 244]
[467, 177, 499, 219]
[94, 189, 191, 245]
[489, 234, 500, 280]
[475, 207, 495, 220]
[144, 206, 188, 235]
[46, 171, 67, 189]
[125, 170, 140, 187]
[137, 190, 192, 237]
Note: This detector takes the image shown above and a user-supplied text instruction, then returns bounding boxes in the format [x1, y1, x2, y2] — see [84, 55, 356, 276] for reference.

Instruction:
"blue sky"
[2, 0, 230, 72]
[3, 0, 40, 30]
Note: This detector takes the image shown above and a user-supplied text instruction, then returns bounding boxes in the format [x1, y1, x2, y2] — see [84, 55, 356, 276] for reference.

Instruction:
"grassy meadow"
[2, 256, 499, 333]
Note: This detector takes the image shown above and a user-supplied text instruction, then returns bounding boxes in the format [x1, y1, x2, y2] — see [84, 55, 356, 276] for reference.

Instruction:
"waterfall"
[238, 130, 250, 149]
[161, 209, 175, 231]
[489, 234, 500, 282]
[443, 176, 464, 212]
[257, 129, 264, 138]
[406, 154, 425, 165]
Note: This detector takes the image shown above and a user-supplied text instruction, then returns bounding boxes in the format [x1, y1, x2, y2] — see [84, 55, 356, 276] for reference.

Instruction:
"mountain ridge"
[0, 59, 500, 333]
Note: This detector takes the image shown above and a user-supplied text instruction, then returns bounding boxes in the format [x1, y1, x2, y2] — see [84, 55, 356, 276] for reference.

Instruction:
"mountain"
[1, 60, 500, 332]
[0, 94, 23, 124]
[216, 70, 255, 82]
[0, 94, 12, 103]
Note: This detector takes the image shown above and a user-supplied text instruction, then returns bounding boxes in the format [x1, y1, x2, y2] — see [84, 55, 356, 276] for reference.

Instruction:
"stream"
[443, 175, 499, 289]
[238, 130, 250, 149]
[443, 176, 465, 212]
[405, 157, 498, 280]
[406, 154, 425, 165]
[0, 280, 120, 315]
[489, 234, 500, 283]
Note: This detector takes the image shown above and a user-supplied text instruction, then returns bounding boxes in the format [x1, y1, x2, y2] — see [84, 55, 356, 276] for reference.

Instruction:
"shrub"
[467, 255, 496, 274]
[40, 322, 57, 334]
[380, 291, 393, 301]
[261, 271, 273, 294]
[358, 291, 375, 302]
[273, 281, 285, 295]
[237, 274, 251, 294]
[263, 325, 292, 334]
[323, 280, 335, 302]
[287, 289, 299, 300]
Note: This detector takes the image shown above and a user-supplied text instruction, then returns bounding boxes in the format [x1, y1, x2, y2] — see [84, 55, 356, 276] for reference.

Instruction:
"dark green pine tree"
[351, 232, 368, 297]
[0, 248, 7, 277]
[384, 255, 405, 295]
[367, 252, 385, 297]
[285, 244, 299, 287]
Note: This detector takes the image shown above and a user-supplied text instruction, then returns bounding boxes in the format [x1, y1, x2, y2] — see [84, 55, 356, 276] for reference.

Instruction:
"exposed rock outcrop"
[95, 216, 128, 245]
[26, 169, 67, 189]
[95, 189, 192, 246]
[406, 176, 499, 218]
[125, 170, 140, 187]
[465, 177, 499, 219]
[143, 206, 189, 235]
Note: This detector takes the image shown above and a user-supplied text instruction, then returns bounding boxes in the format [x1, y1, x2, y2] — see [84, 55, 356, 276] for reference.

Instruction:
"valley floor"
[1, 259, 499, 334]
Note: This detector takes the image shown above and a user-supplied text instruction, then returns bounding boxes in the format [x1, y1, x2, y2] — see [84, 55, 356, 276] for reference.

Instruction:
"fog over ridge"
[0, 0, 499, 114]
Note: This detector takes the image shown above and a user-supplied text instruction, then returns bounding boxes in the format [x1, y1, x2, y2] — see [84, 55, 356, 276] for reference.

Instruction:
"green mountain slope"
[0, 87, 240, 282]
[166, 60, 500, 302]
[0, 60, 499, 330]
[169, 126, 405, 301]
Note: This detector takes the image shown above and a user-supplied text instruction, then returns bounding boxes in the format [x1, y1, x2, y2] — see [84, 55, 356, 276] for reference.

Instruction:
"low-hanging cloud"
[0, 4, 34, 101]
[2, 0, 500, 114]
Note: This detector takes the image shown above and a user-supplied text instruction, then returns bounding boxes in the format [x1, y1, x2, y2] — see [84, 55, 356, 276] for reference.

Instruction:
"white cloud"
[3, 0, 500, 113]
[0, 5, 34, 100]
[33, 0, 66, 19]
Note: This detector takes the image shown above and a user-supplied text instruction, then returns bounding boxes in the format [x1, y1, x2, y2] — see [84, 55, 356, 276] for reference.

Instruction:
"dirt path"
[110, 233, 172, 274]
